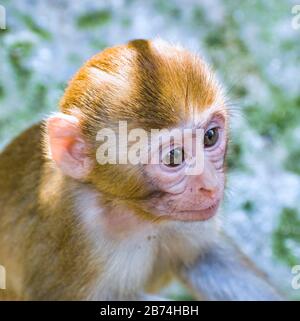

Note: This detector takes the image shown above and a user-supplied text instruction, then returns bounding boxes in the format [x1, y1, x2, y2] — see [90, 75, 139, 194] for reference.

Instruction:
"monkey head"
[45, 39, 228, 223]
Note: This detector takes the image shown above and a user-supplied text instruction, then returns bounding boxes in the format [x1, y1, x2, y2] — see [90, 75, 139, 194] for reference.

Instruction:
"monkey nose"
[198, 187, 216, 199]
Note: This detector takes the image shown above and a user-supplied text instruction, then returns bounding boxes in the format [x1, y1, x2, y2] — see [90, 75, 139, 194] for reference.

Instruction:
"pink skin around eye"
[143, 116, 226, 222]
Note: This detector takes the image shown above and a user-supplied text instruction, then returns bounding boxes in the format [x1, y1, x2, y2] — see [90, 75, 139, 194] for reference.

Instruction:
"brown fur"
[0, 124, 101, 299]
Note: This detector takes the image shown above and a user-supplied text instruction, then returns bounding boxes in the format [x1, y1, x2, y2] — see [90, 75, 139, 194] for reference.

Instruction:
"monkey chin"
[163, 201, 220, 222]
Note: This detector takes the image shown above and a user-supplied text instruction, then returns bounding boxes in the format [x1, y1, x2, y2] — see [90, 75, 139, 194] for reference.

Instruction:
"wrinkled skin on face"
[136, 114, 227, 222]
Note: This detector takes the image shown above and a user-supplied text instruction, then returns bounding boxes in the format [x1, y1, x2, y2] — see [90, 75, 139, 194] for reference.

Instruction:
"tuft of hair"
[59, 39, 225, 143]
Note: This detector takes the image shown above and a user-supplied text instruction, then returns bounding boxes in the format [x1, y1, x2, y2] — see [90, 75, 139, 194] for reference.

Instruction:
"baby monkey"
[0, 39, 281, 300]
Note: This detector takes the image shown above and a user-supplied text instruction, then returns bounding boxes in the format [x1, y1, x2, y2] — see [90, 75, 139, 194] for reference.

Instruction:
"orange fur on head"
[60, 39, 225, 135]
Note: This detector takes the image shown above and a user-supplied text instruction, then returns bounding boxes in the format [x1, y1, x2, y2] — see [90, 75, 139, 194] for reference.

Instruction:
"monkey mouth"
[170, 202, 220, 222]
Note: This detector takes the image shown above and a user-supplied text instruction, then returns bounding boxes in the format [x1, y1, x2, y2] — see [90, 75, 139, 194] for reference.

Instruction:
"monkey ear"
[45, 113, 93, 180]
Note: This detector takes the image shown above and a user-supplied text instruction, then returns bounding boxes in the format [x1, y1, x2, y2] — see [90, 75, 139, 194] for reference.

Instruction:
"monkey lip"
[170, 202, 219, 222]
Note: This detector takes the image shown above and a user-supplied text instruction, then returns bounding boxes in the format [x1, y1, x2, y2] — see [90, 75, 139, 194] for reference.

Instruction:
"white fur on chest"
[74, 187, 220, 300]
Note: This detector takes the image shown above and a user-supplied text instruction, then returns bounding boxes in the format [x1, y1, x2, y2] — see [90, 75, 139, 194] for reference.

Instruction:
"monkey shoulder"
[0, 122, 45, 203]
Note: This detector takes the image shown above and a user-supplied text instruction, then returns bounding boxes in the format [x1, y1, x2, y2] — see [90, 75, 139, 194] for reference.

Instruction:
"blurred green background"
[0, 0, 299, 299]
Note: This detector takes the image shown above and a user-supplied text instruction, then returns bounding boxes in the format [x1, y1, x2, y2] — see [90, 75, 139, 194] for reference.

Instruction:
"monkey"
[0, 39, 282, 301]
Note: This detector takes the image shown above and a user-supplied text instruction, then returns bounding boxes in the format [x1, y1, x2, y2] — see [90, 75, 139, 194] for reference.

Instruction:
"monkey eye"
[204, 127, 219, 148]
[162, 147, 185, 167]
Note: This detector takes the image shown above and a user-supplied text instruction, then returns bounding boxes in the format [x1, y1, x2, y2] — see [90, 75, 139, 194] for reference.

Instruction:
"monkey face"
[132, 112, 227, 222]
[78, 107, 227, 223]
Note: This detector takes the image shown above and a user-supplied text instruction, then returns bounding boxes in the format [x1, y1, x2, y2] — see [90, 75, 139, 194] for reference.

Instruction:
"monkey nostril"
[198, 188, 216, 198]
